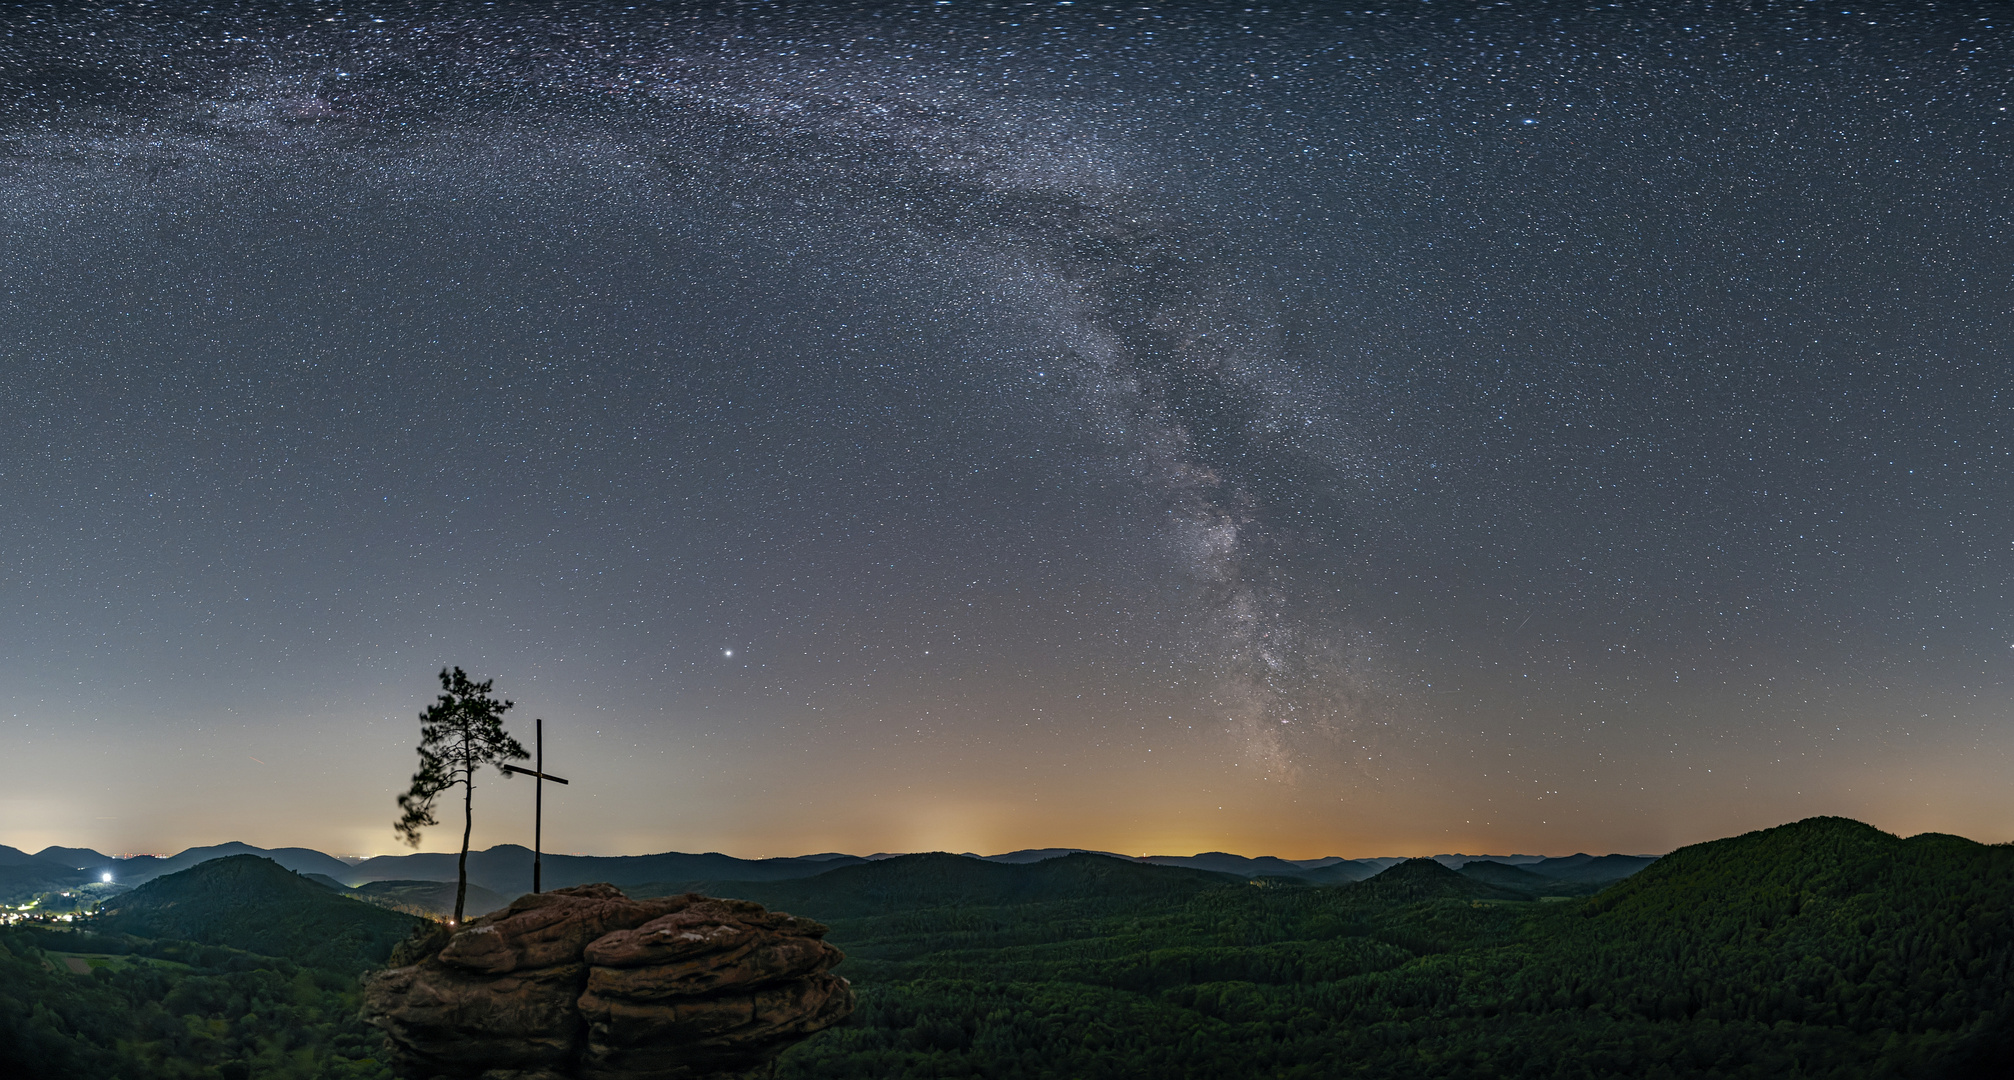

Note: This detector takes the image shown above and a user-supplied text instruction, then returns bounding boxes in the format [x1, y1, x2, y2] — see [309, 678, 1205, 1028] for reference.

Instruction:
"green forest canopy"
[2, 818, 2008, 1080]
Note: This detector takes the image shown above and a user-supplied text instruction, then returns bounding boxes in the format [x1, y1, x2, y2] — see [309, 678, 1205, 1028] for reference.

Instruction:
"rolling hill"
[94, 855, 423, 973]
[979, 848, 1387, 882]
[1524, 852, 1661, 884]
[346, 844, 870, 894]
[31, 842, 363, 888]
[1169, 852, 1384, 882]
[345, 878, 511, 919]
[6, 838, 1659, 898]
[1346, 857, 1535, 903]
[635, 851, 1245, 920]
[1457, 859, 1601, 896]
[776, 816, 2014, 1079]
[31, 846, 112, 869]
[0, 846, 91, 902]
[123, 842, 359, 883]
[0, 845, 60, 868]
[9, 816, 2006, 1079]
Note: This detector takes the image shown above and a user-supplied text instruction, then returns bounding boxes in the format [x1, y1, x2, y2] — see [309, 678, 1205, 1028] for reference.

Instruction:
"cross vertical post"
[534, 717, 543, 893]
[500, 721, 569, 895]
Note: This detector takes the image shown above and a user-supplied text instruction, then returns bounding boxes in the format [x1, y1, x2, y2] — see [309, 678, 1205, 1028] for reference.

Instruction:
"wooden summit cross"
[499, 718, 569, 893]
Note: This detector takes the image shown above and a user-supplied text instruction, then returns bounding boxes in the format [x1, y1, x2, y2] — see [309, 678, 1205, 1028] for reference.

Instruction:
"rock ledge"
[361, 884, 852, 1080]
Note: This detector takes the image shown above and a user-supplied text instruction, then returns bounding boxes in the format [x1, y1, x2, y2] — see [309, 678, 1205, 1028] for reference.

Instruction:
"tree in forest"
[394, 667, 529, 925]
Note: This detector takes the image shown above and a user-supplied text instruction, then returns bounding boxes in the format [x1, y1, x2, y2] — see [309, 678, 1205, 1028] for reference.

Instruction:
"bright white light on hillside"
[101, 873, 112, 883]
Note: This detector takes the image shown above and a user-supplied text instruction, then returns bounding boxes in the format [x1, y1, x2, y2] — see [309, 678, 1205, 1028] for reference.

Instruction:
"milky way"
[3, 2, 2009, 858]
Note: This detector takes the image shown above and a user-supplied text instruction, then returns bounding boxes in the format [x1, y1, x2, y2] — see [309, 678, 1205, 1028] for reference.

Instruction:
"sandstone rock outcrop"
[361, 884, 852, 1080]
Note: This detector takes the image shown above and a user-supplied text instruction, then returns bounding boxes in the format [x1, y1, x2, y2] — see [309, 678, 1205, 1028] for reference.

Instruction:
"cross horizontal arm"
[501, 763, 570, 785]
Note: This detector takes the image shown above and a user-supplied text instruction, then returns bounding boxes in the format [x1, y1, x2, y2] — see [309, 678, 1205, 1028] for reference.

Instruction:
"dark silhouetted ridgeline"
[633, 850, 1246, 920]
[10, 838, 1644, 896]
[68, 841, 358, 888]
[346, 845, 870, 895]
[0, 844, 94, 902]
[1342, 857, 1533, 904]
[1134, 850, 1387, 883]
[30, 845, 111, 868]
[1526, 851, 1662, 883]
[13, 841, 877, 895]
[1456, 857, 1603, 896]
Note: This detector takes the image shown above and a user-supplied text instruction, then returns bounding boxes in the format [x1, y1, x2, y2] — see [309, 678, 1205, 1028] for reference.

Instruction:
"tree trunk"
[455, 756, 473, 925]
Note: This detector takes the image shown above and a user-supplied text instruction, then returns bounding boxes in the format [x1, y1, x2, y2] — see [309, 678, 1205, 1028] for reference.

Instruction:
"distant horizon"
[13, 792, 2001, 869]
[21, 802, 2008, 869]
[48, 812, 2014, 867]
[20, 836, 1675, 864]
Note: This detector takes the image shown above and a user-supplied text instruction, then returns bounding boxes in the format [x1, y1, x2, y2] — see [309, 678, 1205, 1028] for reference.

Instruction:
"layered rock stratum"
[360, 884, 852, 1080]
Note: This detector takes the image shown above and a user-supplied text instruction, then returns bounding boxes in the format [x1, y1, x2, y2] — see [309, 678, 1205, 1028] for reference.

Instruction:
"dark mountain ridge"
[36, 841, 358, 888]
[0, 846, 92, 902]
[1457, 858, 1601, 896]
[632, 848, 1564, 925]
[0, 845, 68, 868]
[1352, 857, 1535, 903]
[635, 851, 1246, 920]
[1529, 852, 1661, 883]
[1136, 851, 1384, 881]
[6, 838, 1663, 897]
[347, 844, 873, 895]
[32, 845, 112, 868]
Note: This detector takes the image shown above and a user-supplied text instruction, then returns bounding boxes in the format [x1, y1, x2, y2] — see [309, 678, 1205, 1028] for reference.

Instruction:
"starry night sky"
[3, 1, 2009, 860]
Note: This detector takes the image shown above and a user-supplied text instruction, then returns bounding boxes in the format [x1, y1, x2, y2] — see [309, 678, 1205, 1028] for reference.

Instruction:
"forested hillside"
[341, 878, 511, 920]
[759, 818, 2012, 1079]
[96, 855, 422, 975]
[638, 850, 1245, 920]
[0, 857, 423, 1077]
[0, 845, 92, 902]
[3, 818, 2006, 1079]
[0, 922, 406, 1077]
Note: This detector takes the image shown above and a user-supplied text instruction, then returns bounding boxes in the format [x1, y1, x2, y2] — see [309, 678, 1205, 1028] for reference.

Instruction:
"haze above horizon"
[14, 837, 1673, 867]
